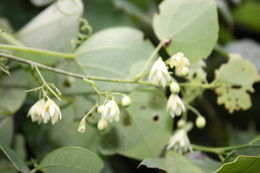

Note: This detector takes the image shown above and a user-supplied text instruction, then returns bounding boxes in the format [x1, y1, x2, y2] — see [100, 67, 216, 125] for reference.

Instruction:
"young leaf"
[0, 144, 30, 173]
[214, 54, 260, 113]
[39, 146, 104, 173]
[100, 88, 172, 160]
[216, 155, 260, 173]
[153, 0, 218, 63]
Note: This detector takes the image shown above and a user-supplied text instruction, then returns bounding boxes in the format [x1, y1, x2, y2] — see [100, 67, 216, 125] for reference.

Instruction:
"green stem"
[35, 67, 61, 101]
[0, 44, 75, 59]
[187, 105, 203, 118]
[134, 40, 167, 80]
[0, 53, 217, 89]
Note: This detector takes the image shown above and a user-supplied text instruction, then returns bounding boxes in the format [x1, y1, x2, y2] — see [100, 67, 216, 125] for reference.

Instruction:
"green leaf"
[226, 39, 260, 73]
[76, 27, 155, 91]
[141, 151, 219, 173]
[0, 144, 30, 173]
[47, 104, 101, 154]
[214, 54, 260, 113]
[0, 159, 16, 173]
[16, 0, 83, 64]
[40, 146, 104, 173]
[0, 69, 27, 115]
[233, 1, 260, 32]
[216, 155, 260, 173]
[153, 0, 218, 63]
[101, 88, 172, 160]
[0, 116, 13, 146]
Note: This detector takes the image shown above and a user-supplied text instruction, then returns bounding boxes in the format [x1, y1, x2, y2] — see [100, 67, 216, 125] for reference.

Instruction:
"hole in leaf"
[63, 79, 72, 88]
[153, 115, 159, 122]
[192, 73, 197, 78]
[231, 85, 241, 89]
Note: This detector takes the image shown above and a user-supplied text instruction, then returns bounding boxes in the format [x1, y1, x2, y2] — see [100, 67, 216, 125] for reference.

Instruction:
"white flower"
[166, 129, 192, 154]
[27, 98, 62, 124]
[196, 116, 206, 128]
[121, 95, 131, 107]
[170, 81, 180, 94]
[78, 119, 86, 133]
[98, 100, 120, 123]
[167, 94, 185, 118]
[149, 57, 171, 87]
[168, 52, 190, 69]
[42, 99, 62, 124]
[97, 118, 108, 131]
[27, 99, 46, 124]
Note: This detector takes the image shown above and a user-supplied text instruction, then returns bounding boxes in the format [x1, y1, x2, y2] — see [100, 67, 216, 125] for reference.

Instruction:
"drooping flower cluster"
[149, 57, 171, 87]
[27, 98, 62, 124]
[97, 99, 120, 130]
[166, 129, 192, 154]
[148, 53, 188, 118]
[167, 52, 190, 77]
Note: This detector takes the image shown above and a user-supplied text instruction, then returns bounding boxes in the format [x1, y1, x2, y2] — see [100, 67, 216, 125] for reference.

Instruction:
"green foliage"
[16, 0, 83, 64]
[234, 1, 260, 32]
[0, 144, 30, 173]
[0, 116, 13, 146]
[0, 0, 260, 172]
[0, 69, 27, 115]
[76, 27, 155, 90]
[101, 89, 172, 160]
[141, 151, 220, 173]
[226, 39, 260, 73]
[153, 0, 219, 63]
[216, 155, 260, 173]
[214, 54, 259, 113]
[40, 147, 104, 173]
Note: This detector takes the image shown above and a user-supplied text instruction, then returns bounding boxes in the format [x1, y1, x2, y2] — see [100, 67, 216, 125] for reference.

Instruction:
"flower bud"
[177, 119, 186, 128]
[176, 66, 189, 77]
[97, 118, 108, 131]
[78, 119, 86, 133]
[196, 116, 206, 128]
[121, 95, 131, 107]
[170, 81, 180, 94]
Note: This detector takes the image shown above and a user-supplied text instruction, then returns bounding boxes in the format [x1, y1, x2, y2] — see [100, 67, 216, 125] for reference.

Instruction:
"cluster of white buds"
[149, 57, 171, 87]
[97, 99, 120, 130]
[166, 129, 193, 154]
[27, 98, 62, 124]
[167, 52, 190, 77]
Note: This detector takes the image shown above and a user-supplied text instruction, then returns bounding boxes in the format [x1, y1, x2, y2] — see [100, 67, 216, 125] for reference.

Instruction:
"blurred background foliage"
[0, 0, 260, 172]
